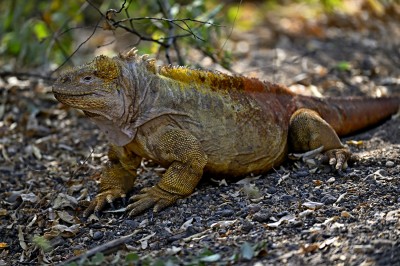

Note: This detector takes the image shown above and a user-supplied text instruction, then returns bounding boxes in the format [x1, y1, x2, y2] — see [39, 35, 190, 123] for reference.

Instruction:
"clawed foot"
[317, 148, 353, 173]
[83, 188, 127, 217]
[127, 186, 180, 216]
[83, 186, 180, 218]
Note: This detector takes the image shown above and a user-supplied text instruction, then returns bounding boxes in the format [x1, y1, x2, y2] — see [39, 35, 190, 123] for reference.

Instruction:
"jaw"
[53, 92, 107, 111]
[53, 90, 127, 123]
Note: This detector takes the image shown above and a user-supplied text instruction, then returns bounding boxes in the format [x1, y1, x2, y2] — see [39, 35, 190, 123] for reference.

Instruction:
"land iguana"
[52, 48, 400, 217]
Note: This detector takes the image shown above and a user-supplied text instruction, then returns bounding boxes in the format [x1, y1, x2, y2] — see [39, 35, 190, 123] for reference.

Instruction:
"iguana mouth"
[52, 90, 95, 97]
[83, 110, 101, 117]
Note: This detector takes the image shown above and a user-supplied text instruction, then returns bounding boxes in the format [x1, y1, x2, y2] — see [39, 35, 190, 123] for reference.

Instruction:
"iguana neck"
[99, 57, 187, 146]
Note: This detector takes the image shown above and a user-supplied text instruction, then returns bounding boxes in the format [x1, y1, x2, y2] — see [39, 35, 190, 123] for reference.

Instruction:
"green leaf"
[32, 235, 52, 252]
[240, 242, 254, 260]
[90, 253, 105, 265]
[336, 61, 351, 71]
[1, 32, 21, 55]
[33, 20, 49, 41]
[125, 252, 140, 262]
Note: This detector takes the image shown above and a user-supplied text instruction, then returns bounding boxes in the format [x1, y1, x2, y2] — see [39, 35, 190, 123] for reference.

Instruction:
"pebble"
[124, 219, 139, 228]
[277, 211, 289, 218]
[266, 186, 277, 194]
[327, 177, 336, 183]
[92, 231, 104, 241]
[72, 244, 84, 250]
[252, 211, 271, 222]
[247, 204, 262, 213]
[385, 161, 395, 167]
[281, 194, 296, 202]
[293, 170, 310, 178]
[215, 209, 235, 217]
[321, 194, 337, 205]
[241, 220, 254, 232]
[185, 226, 198, 236]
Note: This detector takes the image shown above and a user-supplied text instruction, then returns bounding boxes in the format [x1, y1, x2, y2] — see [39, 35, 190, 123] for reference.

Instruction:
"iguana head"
[52, 55, 124, 118]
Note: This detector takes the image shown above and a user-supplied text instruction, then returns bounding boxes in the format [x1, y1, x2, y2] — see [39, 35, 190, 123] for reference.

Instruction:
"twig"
[113, 17, 219, 42]
[52, 18, 102, 74]
[69, 147, 96, 182]
[85, 0, 106, 18]
[0, 71, 55, 81]
[58, 230, 140, 266]
[47, 1, 91, 69]
[117, 17, 221, 27]
[158, 0, 185, 65]
[220, 0, 242, 52]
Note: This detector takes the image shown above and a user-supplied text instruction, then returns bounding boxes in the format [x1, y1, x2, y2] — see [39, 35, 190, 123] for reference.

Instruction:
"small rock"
[281, 194, 296, 203]
[386, 161, 395, 168]
[266, 186, 277, 194]
[302, 201, 324, 210]
[327, 177, 335, 183]
[215, 209, 235, 217]
[293, 170, 309, 178]
[92, 231, 104, 241]
[241, 220, 254, 232]
[185, 226, 198, 237]
[247, 204, 262, 213]
[321, 194, 337, 205]
[252, 211, 271, 223]
[124, 219, 139, 228]
[72, 244, 84, 251]
[277, 211, 289, 218]
[203, 195, 211, 202]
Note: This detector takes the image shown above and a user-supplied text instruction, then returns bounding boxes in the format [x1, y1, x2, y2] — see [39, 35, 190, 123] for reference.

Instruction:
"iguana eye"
[83, 76, 93, 81]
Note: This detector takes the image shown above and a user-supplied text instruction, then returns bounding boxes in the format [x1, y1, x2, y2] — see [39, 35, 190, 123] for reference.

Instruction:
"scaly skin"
[52, 49, 400, 217]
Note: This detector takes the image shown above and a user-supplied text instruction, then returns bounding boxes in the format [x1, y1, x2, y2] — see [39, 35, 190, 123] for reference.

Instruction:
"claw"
[323, 148, 351, 172]
[83, 188, 128, 217]
[126, 186, 180, 217]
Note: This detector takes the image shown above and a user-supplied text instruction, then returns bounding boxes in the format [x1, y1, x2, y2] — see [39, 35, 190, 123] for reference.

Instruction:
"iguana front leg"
[126, 129, 208, 216]
[83, 144, 142, 217]
[289, 108, 352, 171]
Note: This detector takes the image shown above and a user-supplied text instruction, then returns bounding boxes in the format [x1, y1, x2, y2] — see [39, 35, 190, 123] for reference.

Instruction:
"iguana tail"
[295, 96, 400, 136]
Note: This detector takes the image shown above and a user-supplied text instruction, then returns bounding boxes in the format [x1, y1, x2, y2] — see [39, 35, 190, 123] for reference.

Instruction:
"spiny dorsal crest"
[93, 55, 121, 81]
[120, 48, 157, 73]
[120, 48, 138, 60]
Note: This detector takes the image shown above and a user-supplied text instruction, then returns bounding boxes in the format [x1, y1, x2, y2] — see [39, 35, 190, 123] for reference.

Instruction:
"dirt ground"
[1, 2, 400, 266]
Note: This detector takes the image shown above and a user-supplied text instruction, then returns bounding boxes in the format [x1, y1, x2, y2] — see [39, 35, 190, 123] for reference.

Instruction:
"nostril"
[83, 76, 92, 82]
[61, 76, 71, 83]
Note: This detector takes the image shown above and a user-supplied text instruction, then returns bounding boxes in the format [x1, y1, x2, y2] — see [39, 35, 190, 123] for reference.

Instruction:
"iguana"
[52, 49, 400, 217]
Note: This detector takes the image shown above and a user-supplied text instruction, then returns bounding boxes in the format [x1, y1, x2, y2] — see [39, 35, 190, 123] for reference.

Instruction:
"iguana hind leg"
[289, 108, 351, 171]
[83, 144, 142, 217]
[127, 129, 207, 216]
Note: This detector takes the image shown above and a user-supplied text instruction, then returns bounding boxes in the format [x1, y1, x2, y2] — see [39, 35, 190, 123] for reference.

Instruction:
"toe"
[153, 198, 174, 213]
[324, 148, 351, 171]
[127, 199, 157, 216]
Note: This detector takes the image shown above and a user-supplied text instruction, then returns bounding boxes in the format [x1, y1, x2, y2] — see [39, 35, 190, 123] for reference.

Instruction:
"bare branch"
[0, 71, 55, 81]
[58, 230, 140, 266]
[50, 0, 226, 71]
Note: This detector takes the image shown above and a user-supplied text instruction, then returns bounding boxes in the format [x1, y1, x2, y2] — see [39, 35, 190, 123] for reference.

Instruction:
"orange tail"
[297, 96, 400, 136]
